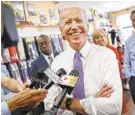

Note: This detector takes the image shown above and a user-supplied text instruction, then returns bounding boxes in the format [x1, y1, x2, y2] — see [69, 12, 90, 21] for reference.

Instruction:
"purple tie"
[73, 51, 85, 99]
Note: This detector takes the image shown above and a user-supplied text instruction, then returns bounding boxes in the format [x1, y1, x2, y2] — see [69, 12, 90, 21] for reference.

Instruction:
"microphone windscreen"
[56, 68, 67, 77]
[69, 69, 79, 77]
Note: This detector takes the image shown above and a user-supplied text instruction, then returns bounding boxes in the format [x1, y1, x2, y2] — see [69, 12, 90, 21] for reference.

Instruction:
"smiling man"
[44, 6, 122, 115]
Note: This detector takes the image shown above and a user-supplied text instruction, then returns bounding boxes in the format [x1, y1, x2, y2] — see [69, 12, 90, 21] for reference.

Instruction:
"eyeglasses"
[60, 19, 84, 29]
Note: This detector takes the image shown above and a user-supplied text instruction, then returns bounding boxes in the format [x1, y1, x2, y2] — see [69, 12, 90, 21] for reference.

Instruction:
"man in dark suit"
[30, 34, 54, 115]
[30, 35, 54, 87]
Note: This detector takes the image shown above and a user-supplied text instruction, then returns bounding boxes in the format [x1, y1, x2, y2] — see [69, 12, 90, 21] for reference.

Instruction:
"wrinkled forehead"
[60, 7, 86, 21]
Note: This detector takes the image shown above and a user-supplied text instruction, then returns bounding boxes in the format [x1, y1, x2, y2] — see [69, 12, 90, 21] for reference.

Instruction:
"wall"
[108, 6, 135, 28]
[18, 1, 60, 37]
[23, 1, 58, 25]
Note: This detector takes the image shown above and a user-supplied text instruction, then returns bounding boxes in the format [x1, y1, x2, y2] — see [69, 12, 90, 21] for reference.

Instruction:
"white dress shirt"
[44, 41, 122, 115]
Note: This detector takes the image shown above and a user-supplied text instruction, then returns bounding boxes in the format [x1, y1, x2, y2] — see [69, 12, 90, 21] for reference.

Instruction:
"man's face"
[131, 13, 135, 28]
[38, 37, 52, 55]
[60, 7, 88, 51]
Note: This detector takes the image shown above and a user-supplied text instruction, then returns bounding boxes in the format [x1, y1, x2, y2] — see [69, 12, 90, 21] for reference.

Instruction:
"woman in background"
[92, 28, 127, 114]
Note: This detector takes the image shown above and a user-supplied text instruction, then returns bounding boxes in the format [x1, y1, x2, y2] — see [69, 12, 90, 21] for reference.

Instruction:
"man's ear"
[59, 26, 66, 40]
[60, 29, 64, 36]
[60, 29, 66, 40]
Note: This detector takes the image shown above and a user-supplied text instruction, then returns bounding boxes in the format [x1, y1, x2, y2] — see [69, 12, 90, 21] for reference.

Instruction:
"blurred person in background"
[92, 28, 127, 114]
[1, 3, 48, 115]
[30, 34, 54, 78]
[124, 10, 135, 104]
[92, 29, 123, 79]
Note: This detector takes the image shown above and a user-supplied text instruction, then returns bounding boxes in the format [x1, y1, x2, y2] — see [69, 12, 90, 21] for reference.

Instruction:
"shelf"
[16, 21, 59, 29]
[17, 25, 59, 28]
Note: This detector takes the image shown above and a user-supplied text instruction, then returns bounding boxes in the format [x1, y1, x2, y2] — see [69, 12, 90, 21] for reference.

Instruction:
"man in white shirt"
[44, 6, 122, 115]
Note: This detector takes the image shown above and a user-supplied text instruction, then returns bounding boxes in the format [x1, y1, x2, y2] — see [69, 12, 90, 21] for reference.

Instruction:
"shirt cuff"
[80, 97, 97, 115]
[1, 101, 11, 115]
[43, 84, 62, 110]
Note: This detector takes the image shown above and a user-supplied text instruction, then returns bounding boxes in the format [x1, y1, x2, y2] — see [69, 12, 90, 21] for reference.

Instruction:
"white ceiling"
[56, 1, 135, 12]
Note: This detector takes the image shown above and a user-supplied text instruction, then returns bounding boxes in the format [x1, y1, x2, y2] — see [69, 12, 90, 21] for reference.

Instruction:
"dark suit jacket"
[30, 54, 50, 115]
[30, 54, 50, 88]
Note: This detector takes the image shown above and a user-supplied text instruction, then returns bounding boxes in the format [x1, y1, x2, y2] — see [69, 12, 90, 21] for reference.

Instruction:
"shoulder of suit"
[32, 54, 45, 64]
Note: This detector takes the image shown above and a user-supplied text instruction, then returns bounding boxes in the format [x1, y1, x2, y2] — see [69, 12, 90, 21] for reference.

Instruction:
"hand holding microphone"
[43, 68, 66, 89]
[44, 69, 79, 115]
[29, 67, 66, 89]
[52, 70, 79, 111]
[29, 66, 80, 114]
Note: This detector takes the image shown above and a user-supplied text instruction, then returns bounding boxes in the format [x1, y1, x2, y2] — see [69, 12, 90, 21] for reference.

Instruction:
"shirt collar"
[68, 40, 91, 59]
[80, 41, 90, 59]
[42, 53, 54, 59]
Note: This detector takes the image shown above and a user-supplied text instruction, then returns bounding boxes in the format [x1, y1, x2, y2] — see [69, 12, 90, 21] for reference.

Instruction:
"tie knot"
[74, 52, 82, 58]
[48, 56, 53, 59]
[48, 56, 53, 65]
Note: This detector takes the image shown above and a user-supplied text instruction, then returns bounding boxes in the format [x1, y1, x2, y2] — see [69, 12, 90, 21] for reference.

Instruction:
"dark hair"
[130, 10, 135, 19]
[38, 34, 49, 39]
[117, 46, 122, 49]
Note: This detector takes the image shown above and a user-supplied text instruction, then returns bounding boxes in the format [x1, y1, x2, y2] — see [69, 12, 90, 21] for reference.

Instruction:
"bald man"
[44, 7, 122, 115]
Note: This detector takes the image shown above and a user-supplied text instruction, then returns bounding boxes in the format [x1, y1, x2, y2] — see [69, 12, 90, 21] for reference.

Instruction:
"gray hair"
[58, 6, 88, 28]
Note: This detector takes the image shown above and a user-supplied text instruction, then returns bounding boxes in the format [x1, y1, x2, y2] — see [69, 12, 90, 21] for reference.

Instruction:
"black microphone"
[43, 68, 66, 89]
[29, 68, 66, 89]
[53, 70, 79, 110]
[29, 66, 50, 88]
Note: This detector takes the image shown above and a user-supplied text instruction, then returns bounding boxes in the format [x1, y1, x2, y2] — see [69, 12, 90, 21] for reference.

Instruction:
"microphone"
[29, 66, 50, 88]
[43, 68, 67, 89]
[53, 70, 79, 110]
[29, 68, 66, 89]
[58, 70, 79, 95]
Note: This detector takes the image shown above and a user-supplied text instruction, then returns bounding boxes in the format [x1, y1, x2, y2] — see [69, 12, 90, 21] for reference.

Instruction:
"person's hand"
[23, 81, 31, 89]
[6, 88, 48, 112]
[55, 95, 67, 109]
[96, 83, 114, 98]
[17, 81, 31, 92]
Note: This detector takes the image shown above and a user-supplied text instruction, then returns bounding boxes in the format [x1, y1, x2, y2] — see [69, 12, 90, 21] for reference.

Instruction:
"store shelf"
[16, 21, 59, 29]
[17, 25, 59, 28]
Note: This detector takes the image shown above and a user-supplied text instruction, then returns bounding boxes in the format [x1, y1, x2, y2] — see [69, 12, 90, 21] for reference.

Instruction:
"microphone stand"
[44, 88, 68, 115]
